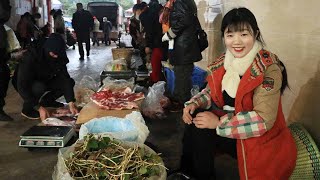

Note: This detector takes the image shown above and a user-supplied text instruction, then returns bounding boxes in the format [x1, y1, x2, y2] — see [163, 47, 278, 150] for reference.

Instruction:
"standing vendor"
[0, 0, 24, 121]
[14, 33, 78, 120]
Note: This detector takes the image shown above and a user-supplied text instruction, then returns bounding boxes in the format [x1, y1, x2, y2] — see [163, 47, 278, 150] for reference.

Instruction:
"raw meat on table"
[91, 88, 145, 110]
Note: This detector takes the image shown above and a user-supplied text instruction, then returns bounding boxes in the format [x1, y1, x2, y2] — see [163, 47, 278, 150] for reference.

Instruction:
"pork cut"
[91, 88, 144, 110]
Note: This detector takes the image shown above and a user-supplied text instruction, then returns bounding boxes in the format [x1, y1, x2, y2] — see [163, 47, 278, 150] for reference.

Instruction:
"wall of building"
[196, 0, 320, 146]
[7, 0, 50, 30]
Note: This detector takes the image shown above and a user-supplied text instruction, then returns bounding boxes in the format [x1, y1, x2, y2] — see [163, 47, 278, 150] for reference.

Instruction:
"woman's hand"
[39, 106, 50, 121]
[182, 103, 197, 124]
[193, 111, 220, 129]
[68, 102, 79, 115]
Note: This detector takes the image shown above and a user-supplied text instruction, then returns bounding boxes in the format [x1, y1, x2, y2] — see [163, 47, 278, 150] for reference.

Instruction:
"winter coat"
[54, 14, 65, 34]
[0, 24, 9, 64]
[72, 10, 94, 38]
[140, 3, 164, 49]
[16, 34, 75, 108]
[167, 0, 202, 65]
[103, 21, 112, 34]
[93, 19, 100, 32]
[207, 50, 297, 179]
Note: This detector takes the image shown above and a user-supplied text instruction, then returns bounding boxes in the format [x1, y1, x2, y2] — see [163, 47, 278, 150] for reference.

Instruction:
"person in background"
[16, 12, 34, 49]
[14, 33, 78, 120]
[130, 3, 147, 71]
[0, 0, 25, 121]
[40, 22, 51, 38]
[161, 0, 202, 111]
[53, 9, 65, 39]
[130, 4, 140, 49]
[72, 3, 94, 60]
[102, 17, 112, 46]
[140, 0, 165, 83]
[92, 16, 100, 46]
[181, 7, 297, 179]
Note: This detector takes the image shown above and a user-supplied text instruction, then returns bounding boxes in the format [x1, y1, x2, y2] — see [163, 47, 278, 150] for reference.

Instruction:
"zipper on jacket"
[241, 140, 248, 180]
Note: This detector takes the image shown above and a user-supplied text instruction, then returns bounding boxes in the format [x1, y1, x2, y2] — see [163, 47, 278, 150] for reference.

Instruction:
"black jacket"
[72, 10, 94, 38]
[140, 3, 164, 49]
[16, 34, 75, 108]
[168, 0, 202, 65]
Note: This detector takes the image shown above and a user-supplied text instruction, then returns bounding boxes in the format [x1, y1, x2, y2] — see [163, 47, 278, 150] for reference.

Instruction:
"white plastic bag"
[141, 81, 168, 119]
[52, 139, 167, 180]
[79, 111, 149, 143]
[101, 76, 135, 90]
[42, 118, 76, 127]
[104, 58, 128, 71]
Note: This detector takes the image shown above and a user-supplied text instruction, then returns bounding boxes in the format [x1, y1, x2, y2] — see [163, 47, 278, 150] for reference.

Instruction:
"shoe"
[21, 109, 40, 120]
[79, 56, 84, 60]
[41, 101, 64, 108]
[169, 102, 184, 112]
[87, 52, 90, 57]
[0, 110, 13, 121]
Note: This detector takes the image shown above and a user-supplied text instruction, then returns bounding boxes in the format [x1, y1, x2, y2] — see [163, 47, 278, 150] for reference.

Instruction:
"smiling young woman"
[180, 7, 296, 180]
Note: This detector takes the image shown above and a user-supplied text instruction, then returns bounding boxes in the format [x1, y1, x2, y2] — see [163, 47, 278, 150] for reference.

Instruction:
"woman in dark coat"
[162, 0, 202, 109]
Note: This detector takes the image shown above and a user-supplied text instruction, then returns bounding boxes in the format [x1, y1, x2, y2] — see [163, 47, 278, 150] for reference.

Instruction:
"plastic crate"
[192, 66, 207, 89]
[164, 67, 175, 95]
[164, 66, 207, 95]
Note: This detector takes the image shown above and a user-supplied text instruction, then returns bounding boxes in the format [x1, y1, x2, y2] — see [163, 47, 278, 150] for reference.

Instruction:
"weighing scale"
[19, 126, 76, 148]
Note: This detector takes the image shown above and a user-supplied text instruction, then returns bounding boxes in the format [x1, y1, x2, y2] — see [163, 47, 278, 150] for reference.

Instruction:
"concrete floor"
[0, 43, 238, 180]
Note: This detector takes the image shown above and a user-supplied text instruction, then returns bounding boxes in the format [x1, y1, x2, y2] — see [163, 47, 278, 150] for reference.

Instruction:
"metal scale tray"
[19, 126, 76, 148]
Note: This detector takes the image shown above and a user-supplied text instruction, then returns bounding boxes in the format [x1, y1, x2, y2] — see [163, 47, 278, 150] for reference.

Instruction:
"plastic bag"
[131, 50, 143, 68]
[79, 75, 99, 91]
[101, 76, 135, 91]
[52, 138, 166, 180]
[42, 118, 76, 127]
[79, 111, 149, 143]
[5, 25, 21, 52]
[104, 58, 128, 71]
[141, 81, 168, 119]
[74, 76, 99, 107]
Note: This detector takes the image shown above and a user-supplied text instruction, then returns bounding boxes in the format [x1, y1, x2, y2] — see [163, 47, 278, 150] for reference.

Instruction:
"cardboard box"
[76, 101, 140, 124]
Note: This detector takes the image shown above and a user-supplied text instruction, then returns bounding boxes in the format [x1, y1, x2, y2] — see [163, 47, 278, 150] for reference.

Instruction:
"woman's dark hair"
[221, 7, 265, 46]
[279, 61, 289, 94]
[221, 7, 289, 94]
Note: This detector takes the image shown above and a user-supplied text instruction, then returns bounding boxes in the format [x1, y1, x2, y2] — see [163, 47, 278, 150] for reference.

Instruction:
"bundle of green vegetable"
[65, 135, 166, 180]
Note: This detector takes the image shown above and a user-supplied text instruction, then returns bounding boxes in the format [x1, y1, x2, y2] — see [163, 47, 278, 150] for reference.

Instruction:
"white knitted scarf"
[221, 42, 262, 98]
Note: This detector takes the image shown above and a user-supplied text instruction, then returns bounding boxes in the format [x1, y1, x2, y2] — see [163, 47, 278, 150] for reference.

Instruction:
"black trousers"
[92, 32, 99, 46]
[0, 63, 10, 110]
[180, 110, 237, 180]
[77, 34, 90, 58]
[173, 63, 194, 104]
[12, 76, 75, 111]
[104, 32, 111, 45]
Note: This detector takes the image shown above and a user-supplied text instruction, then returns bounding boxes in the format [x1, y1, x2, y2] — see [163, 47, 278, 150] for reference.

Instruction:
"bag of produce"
[52, 135, 167, 180]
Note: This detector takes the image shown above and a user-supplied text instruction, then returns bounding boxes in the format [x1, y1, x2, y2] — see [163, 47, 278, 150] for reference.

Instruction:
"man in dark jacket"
[162, 0, 202, 109]
[0, 0, 12, 121]
[140, 0, 165, 83]
[72, 3, 94, 60]
[14, 33, 78, 120]
[102, 17, 112, 46]
[129, 3, 147, 71]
